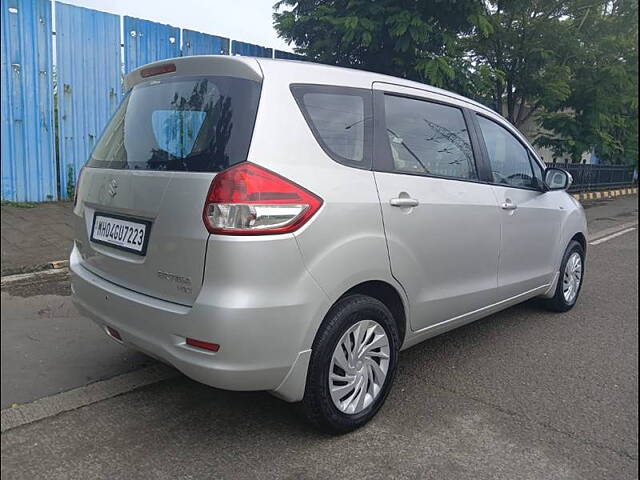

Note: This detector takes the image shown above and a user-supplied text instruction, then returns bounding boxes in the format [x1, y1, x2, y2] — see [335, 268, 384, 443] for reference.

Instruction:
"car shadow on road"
[136, 297, 551, 437]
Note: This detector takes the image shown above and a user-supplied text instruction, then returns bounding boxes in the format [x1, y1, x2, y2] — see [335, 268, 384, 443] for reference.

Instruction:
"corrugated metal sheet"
[2, 4, 298, 203]
[182, 29, 229, 56]
[231, 40, 272, 58]
[274, 50, 305, 61]
[124, 16, 180, 73]
[1, 0, 56, 201]
[55, 2, 121, 198]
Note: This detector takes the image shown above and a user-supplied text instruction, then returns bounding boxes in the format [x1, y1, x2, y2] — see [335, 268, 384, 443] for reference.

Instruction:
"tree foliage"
[274, 0, 638, 165]
[534, 1, 638, 164]
[273, 0, 483, 86]
[465, 1, 579, 127]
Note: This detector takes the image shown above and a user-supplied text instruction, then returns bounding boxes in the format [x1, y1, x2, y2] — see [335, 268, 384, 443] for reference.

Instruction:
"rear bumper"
[70, 241, 327, 401]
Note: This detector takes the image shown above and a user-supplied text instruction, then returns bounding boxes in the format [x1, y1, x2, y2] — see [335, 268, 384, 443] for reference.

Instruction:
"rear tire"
[302, 294, 400, 434]
[542, 240, 585, 312]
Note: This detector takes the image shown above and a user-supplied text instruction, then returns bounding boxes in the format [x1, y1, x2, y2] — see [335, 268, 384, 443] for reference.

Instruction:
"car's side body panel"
[247, 60, 407, 351]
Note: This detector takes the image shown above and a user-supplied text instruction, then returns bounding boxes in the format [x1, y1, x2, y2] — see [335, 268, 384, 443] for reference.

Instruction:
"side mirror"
[544, 168, 572, 191]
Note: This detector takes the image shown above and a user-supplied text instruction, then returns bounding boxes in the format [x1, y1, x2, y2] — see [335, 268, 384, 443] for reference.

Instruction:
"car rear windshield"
[87, 76, 261, 172]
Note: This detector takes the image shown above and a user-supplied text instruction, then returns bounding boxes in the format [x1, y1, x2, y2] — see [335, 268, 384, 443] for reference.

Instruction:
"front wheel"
[542, 240, 585, 312]
[302, 294, 400, 434]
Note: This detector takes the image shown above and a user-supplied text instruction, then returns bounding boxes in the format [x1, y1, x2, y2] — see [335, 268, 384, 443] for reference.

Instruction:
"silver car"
[71, 56, 587, 433]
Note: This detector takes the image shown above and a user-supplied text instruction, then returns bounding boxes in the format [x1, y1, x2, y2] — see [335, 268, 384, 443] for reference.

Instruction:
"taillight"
[73, 166, 84, 206]
[203, 163, 323, 235]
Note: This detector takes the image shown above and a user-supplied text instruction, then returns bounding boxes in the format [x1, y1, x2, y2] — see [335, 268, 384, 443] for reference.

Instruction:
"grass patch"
[0, 200, 38, 208]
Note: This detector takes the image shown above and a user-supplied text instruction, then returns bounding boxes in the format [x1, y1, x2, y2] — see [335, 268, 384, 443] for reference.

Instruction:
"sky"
[57, 0, 293, 52]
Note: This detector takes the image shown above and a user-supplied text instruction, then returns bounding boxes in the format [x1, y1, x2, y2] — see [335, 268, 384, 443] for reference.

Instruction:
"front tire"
[302, 294, 400, 434]
[542, 240, 585, 312]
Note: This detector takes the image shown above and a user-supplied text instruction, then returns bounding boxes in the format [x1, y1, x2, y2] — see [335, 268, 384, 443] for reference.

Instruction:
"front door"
[474, 114, 564, 300]
[372, 84, 501, 332]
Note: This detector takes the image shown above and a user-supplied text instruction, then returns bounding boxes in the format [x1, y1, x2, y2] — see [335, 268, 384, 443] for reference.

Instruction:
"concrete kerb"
[572, 187, 638, 202]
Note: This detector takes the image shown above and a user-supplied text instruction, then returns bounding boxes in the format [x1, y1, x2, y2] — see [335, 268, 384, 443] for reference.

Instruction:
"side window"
[383, 95, 477, 180]
[476, 115, 536, 188]
[291, 85, 371, 168]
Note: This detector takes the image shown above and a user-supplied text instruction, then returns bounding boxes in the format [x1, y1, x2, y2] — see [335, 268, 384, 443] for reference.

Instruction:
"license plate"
[90, 213, 152, 255]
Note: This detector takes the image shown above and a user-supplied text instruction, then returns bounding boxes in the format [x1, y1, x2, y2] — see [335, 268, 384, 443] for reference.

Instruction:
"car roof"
[125, 55, 493, 116]
[255, 58, 494, 115]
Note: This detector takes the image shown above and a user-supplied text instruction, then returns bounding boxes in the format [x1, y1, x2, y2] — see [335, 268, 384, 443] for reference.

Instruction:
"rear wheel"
[542, 240, 585, 312]
[302, 294, 400, 434]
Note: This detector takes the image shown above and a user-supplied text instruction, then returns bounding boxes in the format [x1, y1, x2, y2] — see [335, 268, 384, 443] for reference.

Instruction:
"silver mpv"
[71, 56, 587, 432]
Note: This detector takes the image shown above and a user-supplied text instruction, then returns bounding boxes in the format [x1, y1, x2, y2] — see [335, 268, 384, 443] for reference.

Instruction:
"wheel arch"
[338, 280, 407, 345]
[273, 278, 409, 403]
[570, 231, 587, 254]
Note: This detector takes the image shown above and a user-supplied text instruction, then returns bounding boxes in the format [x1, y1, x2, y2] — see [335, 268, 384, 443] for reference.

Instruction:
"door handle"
[390, 197, 419, 208]
[501, 200, 517, 210]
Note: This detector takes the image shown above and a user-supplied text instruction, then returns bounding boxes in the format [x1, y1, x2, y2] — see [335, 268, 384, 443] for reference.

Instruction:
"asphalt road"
[1, 196, 638, 479]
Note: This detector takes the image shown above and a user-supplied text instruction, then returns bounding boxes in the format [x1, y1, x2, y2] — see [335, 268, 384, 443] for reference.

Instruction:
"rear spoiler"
[124, 55, 263, 92]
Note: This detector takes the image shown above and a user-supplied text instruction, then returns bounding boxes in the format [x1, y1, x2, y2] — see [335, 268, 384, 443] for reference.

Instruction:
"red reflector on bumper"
[106, 326, 121, 341]
[186, 338, 220, 352]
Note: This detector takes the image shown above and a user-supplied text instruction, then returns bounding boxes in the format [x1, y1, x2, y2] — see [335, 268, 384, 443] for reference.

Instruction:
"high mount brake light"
[140, 63, 176, 78]
[202, 163, 323, 235]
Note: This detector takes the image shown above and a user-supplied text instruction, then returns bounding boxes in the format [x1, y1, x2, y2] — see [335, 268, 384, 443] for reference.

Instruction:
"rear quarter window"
[291, 85, 372, 169]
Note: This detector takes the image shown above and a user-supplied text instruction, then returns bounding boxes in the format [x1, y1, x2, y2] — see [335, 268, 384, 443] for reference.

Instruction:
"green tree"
[274, 0, 639, 164]
[535, 1, 638, 164]
[464, 0, 584, 128]
[273, 0, 484, 87]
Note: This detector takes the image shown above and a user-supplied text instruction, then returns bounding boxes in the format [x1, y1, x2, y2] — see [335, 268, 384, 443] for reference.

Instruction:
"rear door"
[73, 59, 262, 305]
[473, 113, 563, 300]
[372, 83, 501, 332]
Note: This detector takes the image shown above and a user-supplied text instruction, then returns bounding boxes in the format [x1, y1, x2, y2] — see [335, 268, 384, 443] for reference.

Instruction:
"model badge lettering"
[157, 271, 193, 294]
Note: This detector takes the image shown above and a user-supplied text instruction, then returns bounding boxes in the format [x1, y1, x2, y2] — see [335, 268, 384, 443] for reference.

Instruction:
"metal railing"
[546, 163, 637, 192]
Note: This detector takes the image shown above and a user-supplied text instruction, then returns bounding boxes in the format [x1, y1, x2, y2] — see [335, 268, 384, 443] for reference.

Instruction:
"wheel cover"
[562, 252, 583, 303]
[329, 319, 390, 415]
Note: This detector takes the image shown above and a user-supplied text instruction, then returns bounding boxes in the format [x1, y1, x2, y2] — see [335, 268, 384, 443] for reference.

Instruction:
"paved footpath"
[0, 195, 638, 479]
[1, 202, 74, 275]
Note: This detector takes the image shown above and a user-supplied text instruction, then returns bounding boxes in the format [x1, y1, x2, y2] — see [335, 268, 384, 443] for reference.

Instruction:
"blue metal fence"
[231, 40, 272, 58]
[123, 16, 180, 73]
[55, 3, 121, 198]
[183, 29, 229, 56]
[1, 0, 56, 202]
[1, 1, 307, 201]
